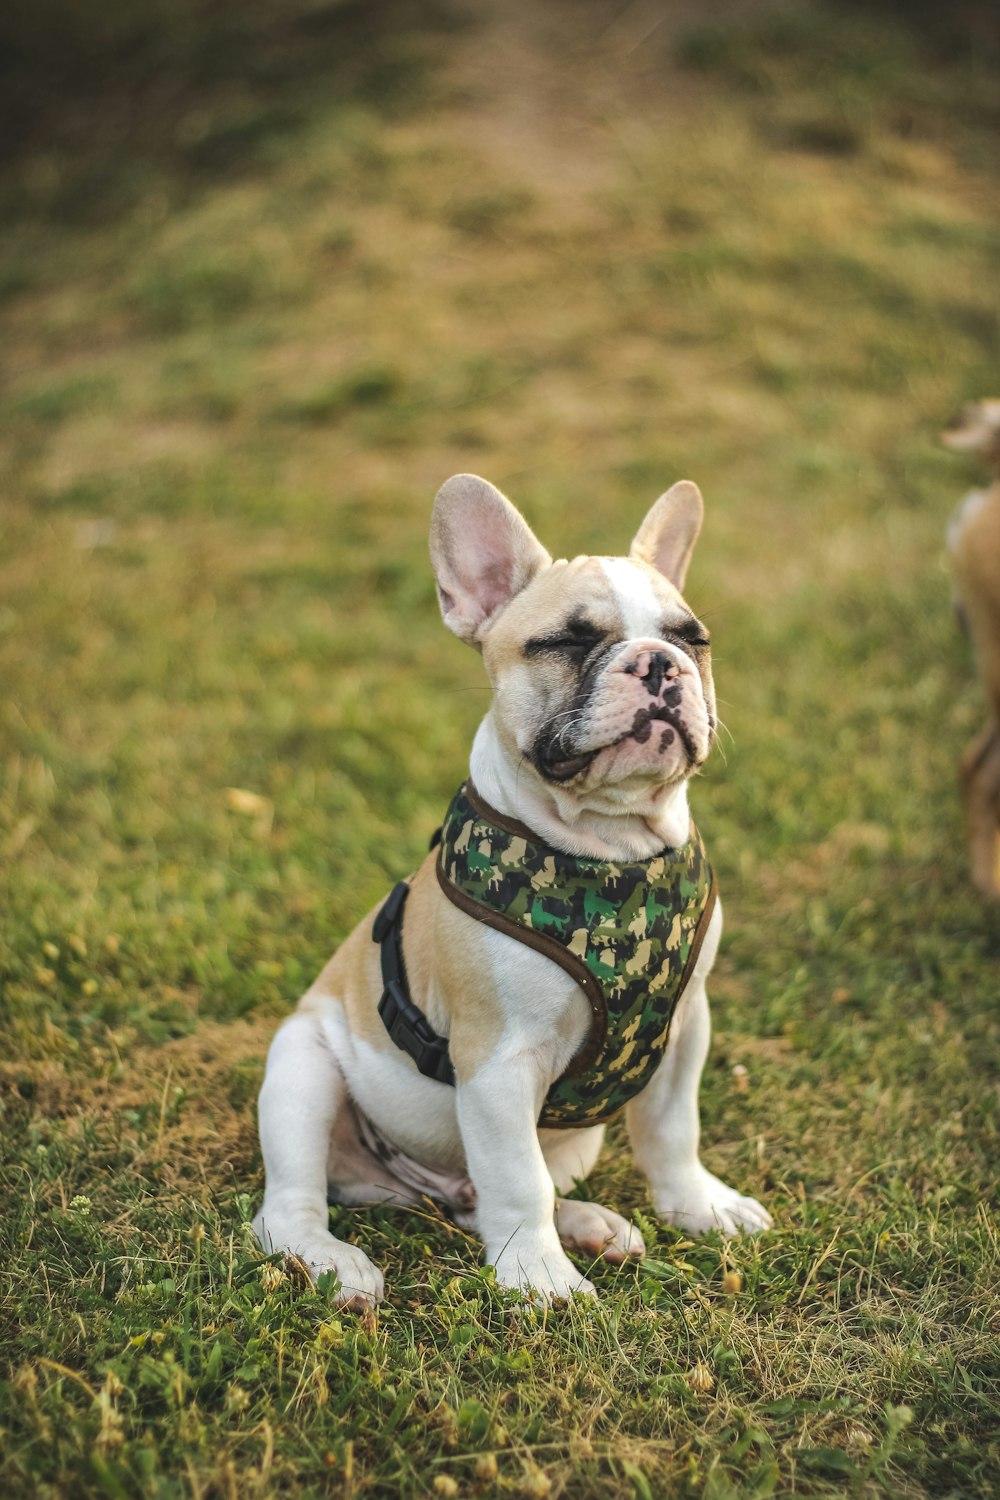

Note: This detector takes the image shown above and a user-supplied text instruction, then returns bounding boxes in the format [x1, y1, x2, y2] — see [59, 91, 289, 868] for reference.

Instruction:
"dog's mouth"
[539, 749, 599, 782]
[534, 692, 704, 785]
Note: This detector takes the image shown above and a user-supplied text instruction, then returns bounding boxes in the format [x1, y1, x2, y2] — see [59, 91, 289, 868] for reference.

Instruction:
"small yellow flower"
[721, 1269, 743, 1295]
[432, 1477, 459, 1497]
[687, 1362, 715, 1393]
[260, 1262, 288, 1293]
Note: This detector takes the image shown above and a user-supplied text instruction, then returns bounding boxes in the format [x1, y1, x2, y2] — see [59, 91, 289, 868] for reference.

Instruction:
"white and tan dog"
[943, 400, 1000, 899]
[253, 476, 770, 1308]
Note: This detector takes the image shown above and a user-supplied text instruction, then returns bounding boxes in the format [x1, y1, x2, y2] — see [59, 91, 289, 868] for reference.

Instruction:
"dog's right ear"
[430, 475, 551, 647]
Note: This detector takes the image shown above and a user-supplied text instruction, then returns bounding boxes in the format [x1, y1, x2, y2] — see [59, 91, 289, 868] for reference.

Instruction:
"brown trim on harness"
[675, 869, 718, 1001]
[464, 780, 542, 843]
[539, 867, 717, 1129]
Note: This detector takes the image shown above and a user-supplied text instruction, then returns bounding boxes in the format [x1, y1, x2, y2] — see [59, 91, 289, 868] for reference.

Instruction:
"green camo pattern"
[437, 784, 715, 1128]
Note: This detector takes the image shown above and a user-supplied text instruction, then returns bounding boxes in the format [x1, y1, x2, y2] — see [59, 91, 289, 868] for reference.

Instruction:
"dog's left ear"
[629, 480, 704, 592]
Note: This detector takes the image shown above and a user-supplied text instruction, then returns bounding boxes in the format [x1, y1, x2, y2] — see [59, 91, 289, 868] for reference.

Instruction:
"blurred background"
[1, 4, 999, 1492]
[2, 0, 998, 969]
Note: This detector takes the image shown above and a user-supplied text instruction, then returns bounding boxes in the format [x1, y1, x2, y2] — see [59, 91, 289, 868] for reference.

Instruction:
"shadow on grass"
[0, 0, 463, 222]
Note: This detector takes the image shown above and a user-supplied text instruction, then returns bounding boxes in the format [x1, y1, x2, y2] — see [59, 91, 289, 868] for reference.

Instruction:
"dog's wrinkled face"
[430, 475, 715, 806]
[484, 555, 715, 795]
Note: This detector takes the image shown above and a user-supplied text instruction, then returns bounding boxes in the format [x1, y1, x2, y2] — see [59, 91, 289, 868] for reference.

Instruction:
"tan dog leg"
[960, 722, 1000, 898]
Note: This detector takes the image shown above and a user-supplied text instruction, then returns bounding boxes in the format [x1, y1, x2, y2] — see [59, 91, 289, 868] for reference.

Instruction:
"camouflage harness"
[375, 782, 716, 1130]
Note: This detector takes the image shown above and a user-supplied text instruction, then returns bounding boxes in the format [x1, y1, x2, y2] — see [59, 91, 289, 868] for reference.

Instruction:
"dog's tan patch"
[301, 850, 509, 1078]
[404, 851, 508, 1078]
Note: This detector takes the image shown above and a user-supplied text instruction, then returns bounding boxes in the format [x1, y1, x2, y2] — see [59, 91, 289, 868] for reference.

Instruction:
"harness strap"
[374, 881, 455, 1087]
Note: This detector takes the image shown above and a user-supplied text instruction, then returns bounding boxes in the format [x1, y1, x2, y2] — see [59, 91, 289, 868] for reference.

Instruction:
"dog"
[253, 475, 771, 1309]
[942, 400, 1000, 900]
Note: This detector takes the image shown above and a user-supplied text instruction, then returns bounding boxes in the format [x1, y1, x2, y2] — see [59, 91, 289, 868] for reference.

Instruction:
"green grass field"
[1, 2, 998, 1494]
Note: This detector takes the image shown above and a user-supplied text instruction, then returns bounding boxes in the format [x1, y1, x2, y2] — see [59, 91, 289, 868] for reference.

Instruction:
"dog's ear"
[941, 399, 1000, 454]
[629, 480, 704, 592]
[430, 474, 551, 646]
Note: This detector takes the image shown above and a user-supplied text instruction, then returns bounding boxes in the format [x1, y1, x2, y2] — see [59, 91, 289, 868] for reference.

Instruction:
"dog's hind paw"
[555, 1198, 646, 1264]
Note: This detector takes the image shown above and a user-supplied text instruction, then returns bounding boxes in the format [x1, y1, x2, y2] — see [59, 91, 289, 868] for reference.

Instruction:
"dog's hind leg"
[252, 1011, 385, 1309]
[541, 1125, 646, 1265]
[960, 721, 1000, 898]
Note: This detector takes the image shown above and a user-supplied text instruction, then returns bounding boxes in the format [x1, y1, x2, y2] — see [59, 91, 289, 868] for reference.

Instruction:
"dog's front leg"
[252, 1011, 384, 1309]
[458, 1055, 596, 1300]
[626, 906, 771, 1236]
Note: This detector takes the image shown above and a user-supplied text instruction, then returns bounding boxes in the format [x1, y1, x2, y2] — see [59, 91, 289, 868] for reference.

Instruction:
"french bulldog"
[942, 400, 1000, 899]
[253, 475, 771, 1309]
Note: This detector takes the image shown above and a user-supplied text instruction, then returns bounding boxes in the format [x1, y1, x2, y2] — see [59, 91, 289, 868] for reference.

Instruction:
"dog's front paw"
[653, 1168, 771, 1236]
[253, 1213, 385, 1310]
[491, 1238, 597, 1303]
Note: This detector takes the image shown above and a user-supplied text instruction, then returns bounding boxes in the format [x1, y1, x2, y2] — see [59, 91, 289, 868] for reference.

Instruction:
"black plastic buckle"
[377, 981, 455, 1086]
[372, 879, 455, 1087]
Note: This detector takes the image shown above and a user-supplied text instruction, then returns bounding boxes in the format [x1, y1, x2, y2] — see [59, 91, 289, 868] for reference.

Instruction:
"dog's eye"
[524, 624, 605, 659]
[551, 633, 601, 652]
[667, 619, 711, 649]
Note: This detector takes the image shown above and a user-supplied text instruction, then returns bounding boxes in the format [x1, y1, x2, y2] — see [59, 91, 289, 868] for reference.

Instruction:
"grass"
[1, 0, 999, 1494]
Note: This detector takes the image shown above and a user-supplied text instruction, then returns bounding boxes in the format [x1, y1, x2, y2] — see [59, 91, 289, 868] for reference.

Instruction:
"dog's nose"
[625, 649, 675, 697]
[643, 651, 670, 697]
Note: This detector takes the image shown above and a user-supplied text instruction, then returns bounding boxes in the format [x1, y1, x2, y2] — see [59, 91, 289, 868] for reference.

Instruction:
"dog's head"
[941, 400, 1000, 465]
[429, 475, 715, 807]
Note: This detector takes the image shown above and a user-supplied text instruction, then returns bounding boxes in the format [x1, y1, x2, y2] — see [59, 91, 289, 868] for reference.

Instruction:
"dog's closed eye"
[524, 619, 607, 659]
[664, 617, 711, 649]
